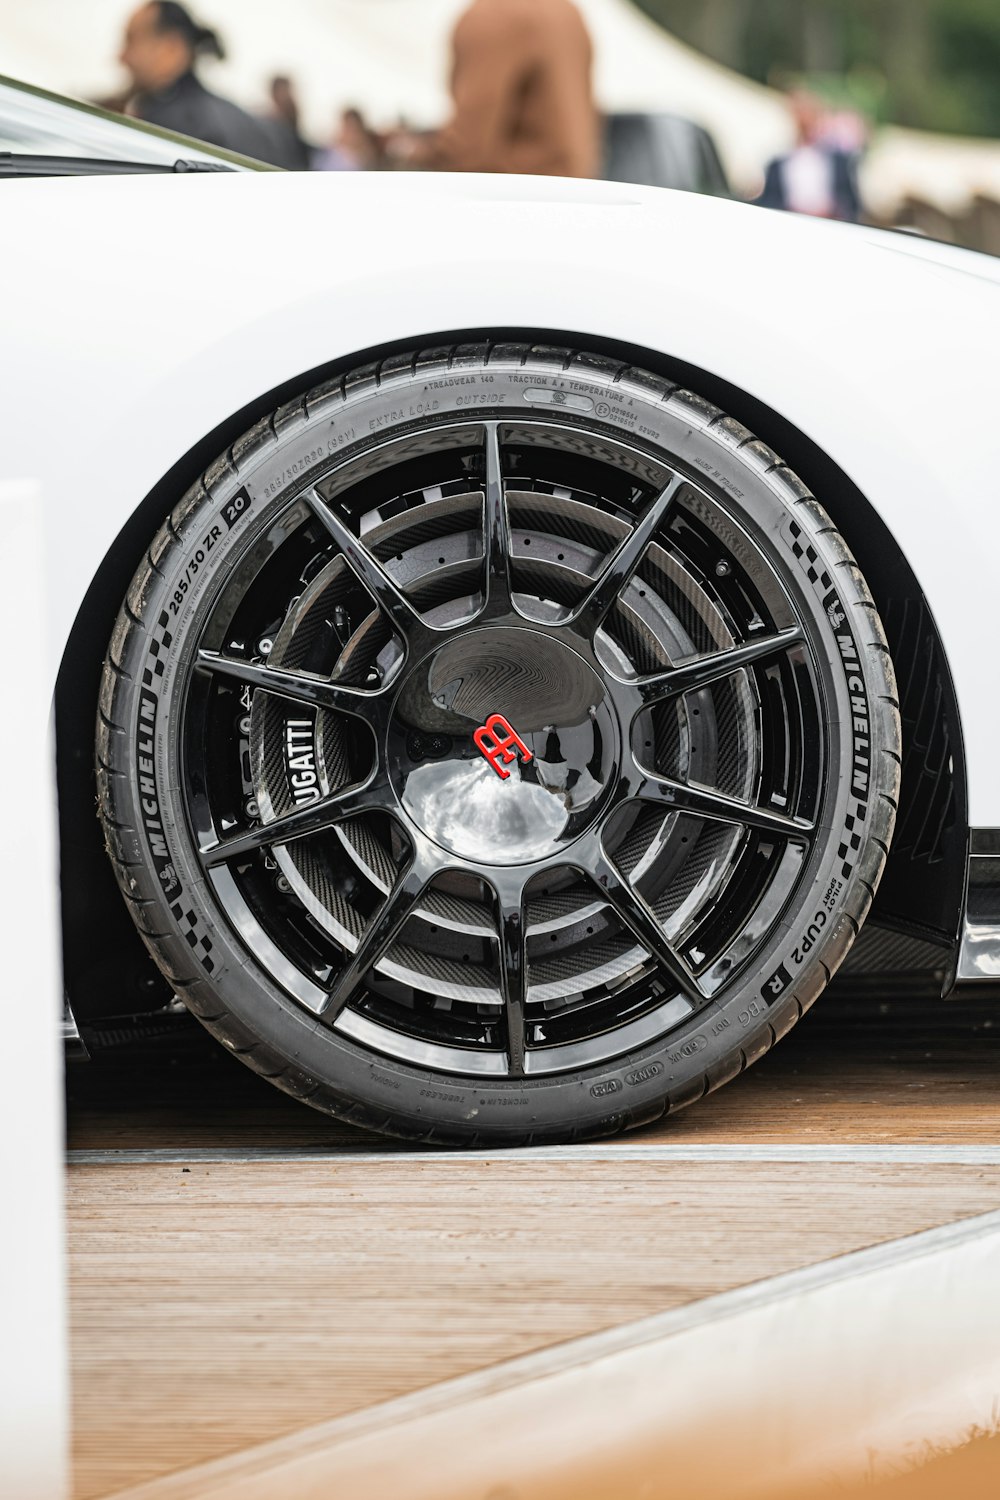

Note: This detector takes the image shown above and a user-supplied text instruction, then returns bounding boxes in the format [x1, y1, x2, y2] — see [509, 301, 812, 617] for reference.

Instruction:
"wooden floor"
[67, 989, 1000, 1498]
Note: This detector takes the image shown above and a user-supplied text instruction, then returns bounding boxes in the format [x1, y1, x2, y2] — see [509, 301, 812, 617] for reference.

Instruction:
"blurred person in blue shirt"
[313, 108, 382, 172]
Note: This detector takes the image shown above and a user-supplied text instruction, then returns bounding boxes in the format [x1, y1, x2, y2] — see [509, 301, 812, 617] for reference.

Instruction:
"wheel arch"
[59, 329, 966, 1021]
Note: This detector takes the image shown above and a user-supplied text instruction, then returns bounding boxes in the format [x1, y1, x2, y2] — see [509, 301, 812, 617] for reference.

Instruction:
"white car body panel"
[3, 171, 996, 821]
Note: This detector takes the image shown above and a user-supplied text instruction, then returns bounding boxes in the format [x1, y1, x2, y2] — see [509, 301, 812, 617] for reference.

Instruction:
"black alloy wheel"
[98, 345, 900, 1143]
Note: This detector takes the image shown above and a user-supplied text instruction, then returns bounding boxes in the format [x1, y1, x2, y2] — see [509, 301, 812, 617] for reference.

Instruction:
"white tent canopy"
[4, 0, 1000, 211]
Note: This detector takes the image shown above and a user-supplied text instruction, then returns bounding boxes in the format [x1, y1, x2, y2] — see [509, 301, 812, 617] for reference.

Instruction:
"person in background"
[267, 75, 312, 170]
[313, 108, 382, 172]
[756, 89, 862, 222]
[389, 0, 598, 178]
[118, 3, 297, 166]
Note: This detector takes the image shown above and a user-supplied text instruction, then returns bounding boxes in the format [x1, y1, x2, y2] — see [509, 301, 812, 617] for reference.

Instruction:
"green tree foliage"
[632, 0, 1000, 137]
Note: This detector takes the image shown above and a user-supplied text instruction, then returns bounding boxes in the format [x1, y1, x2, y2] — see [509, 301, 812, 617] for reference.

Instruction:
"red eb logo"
[473, 714, 533, 781]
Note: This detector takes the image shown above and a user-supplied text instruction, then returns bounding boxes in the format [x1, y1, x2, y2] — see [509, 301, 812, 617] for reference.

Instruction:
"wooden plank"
[90, 1212, 1000, 1500]
[70, 1160, 1000, 1498]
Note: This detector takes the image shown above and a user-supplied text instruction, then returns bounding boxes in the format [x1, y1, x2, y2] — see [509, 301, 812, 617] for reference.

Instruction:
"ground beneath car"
[67, 987, 1000, 1499]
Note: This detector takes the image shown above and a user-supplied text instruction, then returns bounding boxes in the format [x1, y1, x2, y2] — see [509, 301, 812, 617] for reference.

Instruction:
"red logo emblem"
[473, 714, 533, 781]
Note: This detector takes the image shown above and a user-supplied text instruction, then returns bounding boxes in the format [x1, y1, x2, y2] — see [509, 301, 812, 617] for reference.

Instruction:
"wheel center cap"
[388, 627, 619, 865]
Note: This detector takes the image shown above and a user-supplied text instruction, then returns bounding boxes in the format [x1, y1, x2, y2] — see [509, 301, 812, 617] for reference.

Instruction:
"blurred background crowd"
[8, 0, 1000, 250]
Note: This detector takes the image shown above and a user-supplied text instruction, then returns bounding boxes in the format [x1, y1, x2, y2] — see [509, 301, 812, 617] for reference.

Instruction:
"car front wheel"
[97, 344, 900, 1143]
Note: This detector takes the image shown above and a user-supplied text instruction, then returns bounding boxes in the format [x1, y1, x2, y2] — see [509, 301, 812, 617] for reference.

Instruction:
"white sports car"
[7, 77, 997, 1143]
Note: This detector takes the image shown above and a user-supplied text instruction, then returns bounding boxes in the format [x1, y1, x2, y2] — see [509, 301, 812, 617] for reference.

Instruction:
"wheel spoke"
[587, 853, 702, 1004]
[571, 473, 685, 638]
[480, 422, 515, 617]
[493, 882, 528, 1076]
[200, 774, 390, 868]
[320, 852, 436, 1022]
[196, 650, 385, 720]
[301, 485, 428, 643]
[630, 772, 814, 841]
[636, 627, 805, 708]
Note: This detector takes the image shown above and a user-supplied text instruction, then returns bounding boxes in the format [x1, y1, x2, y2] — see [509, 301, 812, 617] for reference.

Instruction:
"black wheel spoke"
[493, 882, 528, 1077]
[480, 422, 515, 617]
[196, 650, 385, 720]
[301, 485, 428, 644]
[636, 627, 805, 708]
[200, 774, 390, 868]
[571, 473, 685, 638]
[630, 772, 814, 841]
[587, 853, 702, 1004]
[320, 852, 436, 1022]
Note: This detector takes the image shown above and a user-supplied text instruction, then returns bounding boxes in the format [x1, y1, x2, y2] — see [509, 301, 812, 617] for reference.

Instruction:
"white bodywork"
[3, 170, 997, 822]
